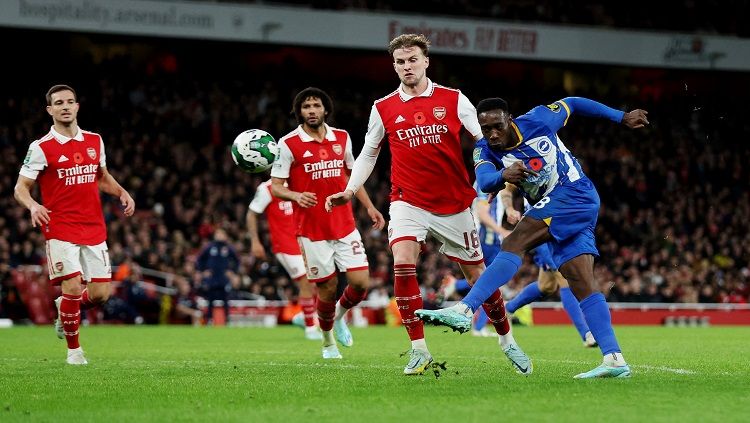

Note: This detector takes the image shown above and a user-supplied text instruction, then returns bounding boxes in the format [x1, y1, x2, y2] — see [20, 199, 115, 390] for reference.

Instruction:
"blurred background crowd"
[1, 1, 749, 324]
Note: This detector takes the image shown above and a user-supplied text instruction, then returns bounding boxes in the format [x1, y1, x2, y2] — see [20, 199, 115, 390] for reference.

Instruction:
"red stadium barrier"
[531, 303, 750, 325]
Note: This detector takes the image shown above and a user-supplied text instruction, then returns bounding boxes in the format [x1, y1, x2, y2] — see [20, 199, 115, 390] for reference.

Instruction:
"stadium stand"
[1, 22, 748, 324]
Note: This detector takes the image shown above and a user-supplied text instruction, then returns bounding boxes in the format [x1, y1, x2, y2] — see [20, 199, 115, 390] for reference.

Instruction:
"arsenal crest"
[310, 266, 319, 276]
[332, 144, 343, 156]
[55, 262, 64, 272]
[87, 147, 97, 160]
[433, 107, 446, 120]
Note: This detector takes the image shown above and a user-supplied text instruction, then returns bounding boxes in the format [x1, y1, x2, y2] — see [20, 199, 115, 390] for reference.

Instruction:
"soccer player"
[14, 84, 135, 365]
[271, 87, 385, 359]
[247, 178, 321, 340]
[416, 96, 649, 378]
[325, 34, 531, 375]
[442, 185, 596, 346]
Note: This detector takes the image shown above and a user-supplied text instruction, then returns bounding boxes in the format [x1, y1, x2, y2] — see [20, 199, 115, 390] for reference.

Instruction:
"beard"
[305, 118, 322, 129]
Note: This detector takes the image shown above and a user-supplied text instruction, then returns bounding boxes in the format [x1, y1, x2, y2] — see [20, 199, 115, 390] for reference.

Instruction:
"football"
[230, 129, 279, 173]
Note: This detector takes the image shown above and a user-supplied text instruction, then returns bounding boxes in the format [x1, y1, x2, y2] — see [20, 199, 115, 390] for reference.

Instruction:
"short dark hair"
[476, 98, 509, 115]
[46, 84, 77, 105]
[388, 33, 430, 58]
[291, 87, 333, 124]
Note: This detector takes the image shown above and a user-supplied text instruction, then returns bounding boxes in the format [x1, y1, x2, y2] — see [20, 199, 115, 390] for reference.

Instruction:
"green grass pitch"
[1, 325, 748, 422]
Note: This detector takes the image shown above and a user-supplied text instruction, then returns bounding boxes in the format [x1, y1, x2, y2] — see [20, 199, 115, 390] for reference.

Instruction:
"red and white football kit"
[271, 124, 368, 282]
[19, 127, 111, 284]
[248, 179, 306, 280]
[347, 79, 483, 264]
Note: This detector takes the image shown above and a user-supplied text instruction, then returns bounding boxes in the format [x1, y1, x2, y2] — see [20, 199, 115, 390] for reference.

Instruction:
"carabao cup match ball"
[231, 129, 279, 173]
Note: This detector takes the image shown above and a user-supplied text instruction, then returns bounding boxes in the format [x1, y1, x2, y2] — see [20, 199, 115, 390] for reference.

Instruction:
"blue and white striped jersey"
[474, 99, 587, 204]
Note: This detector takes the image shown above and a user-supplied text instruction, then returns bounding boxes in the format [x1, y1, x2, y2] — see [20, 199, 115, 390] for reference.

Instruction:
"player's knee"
[538, 274, 557, 295]
[90, 290, 111, 304]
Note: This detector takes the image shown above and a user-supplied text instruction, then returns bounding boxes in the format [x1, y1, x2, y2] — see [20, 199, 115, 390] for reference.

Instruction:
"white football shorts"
[298, 229, 369, 282]
[46, 239, 111, 284]
[388, 200, 484, 265]
[274, 252, 307, 280]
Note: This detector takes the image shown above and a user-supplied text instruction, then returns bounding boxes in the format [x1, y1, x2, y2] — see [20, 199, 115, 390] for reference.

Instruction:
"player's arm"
[499, 184, 522, 225]
[475, 199, 510, 238]
[458, 92, 483, 141]
[98, 167, 135, 216]
[245, 210, 267, 260]
[270, 177, 316, 208]
[555, 97, 649, 129]
[14, 175, 50, 227]
[353, 186, 385, 230]
[270, 141, 317, 208]
[326, 105, 384, 211]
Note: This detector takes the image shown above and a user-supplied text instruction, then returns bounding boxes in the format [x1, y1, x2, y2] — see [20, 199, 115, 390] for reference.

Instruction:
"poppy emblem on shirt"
[319, 149, 329, 160]
[433, 107, 446, 120]
[528, 158, 544, 171]
[413, 111, 426, 124]
[73, 152, 84, 164]
[87, 147, 97, 160]
[332, 144, 342, 156]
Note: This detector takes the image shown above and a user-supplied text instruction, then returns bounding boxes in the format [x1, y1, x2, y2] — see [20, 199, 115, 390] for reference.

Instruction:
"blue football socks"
[506, 281, 543, 314]
[579, 292, 621, 355]
[462, 251, 522, 312]
[455, 278, 471, 296]
[560, 287, 591, 341]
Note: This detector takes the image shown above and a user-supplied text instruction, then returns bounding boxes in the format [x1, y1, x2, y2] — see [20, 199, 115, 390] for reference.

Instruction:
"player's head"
[477, 97, 516, 149]
[389, 33, 430, 89]
[46, 84, 79, 125]
[292, 87, 333, 129]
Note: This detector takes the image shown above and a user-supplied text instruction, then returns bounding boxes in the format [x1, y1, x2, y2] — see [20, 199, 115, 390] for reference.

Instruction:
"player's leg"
[557, 276, 596, 346]
[316, 276, 342, 359]
[277, 252, 320, 338]
[78, 241, 112, 313]
[47, 239, 88, 364]
[417, 216, 551, 333]
[299, 236, 340, 358]
[330, 229, 369, 348]
[388, 201, 433, 375]
[559, 255, 629, 378]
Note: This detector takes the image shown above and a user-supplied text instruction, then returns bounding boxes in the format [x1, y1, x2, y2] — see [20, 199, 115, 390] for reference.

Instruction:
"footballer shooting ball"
[231, 129, 279, 173]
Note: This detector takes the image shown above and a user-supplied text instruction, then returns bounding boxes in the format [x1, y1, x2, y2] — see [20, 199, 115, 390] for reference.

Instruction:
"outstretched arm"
[561, 97, 649, 128]
[98, 167, 135, 216]
[246, 210, 267, 260]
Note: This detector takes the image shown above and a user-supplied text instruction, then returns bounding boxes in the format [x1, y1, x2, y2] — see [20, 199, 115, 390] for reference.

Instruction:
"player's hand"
[29, 203, 51, 227]
[622, 109, 649, 129]
[250, 243, 267, 260]
[506, 208, 522, 224]
[324, 190, 354, 212]
[367, 206, 386, 230]
[502, 162, 538, 185]
[295, 192, 317, 208]
[120, 191, 136, 216]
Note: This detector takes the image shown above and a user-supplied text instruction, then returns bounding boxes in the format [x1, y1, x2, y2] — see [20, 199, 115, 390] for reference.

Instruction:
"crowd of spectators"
[1, 30, 748, 323]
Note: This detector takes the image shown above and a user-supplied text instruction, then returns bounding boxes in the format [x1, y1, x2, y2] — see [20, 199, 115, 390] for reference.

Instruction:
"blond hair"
[388, 33, 430, 58]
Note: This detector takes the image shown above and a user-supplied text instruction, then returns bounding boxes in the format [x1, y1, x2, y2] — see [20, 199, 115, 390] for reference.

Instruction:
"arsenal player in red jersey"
[247, 179, 321, 340]
[326, 34, 531, 375]
[271, 87, 385, 359]
[14, 85, 135, 365]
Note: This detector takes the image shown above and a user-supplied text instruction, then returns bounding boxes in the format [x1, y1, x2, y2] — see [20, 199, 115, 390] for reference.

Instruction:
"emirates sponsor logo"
[395, 124, 449, 148]
[433, 107, 446, 120]
[56, 163, 98, 186]
[303, 159, 344, 180]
